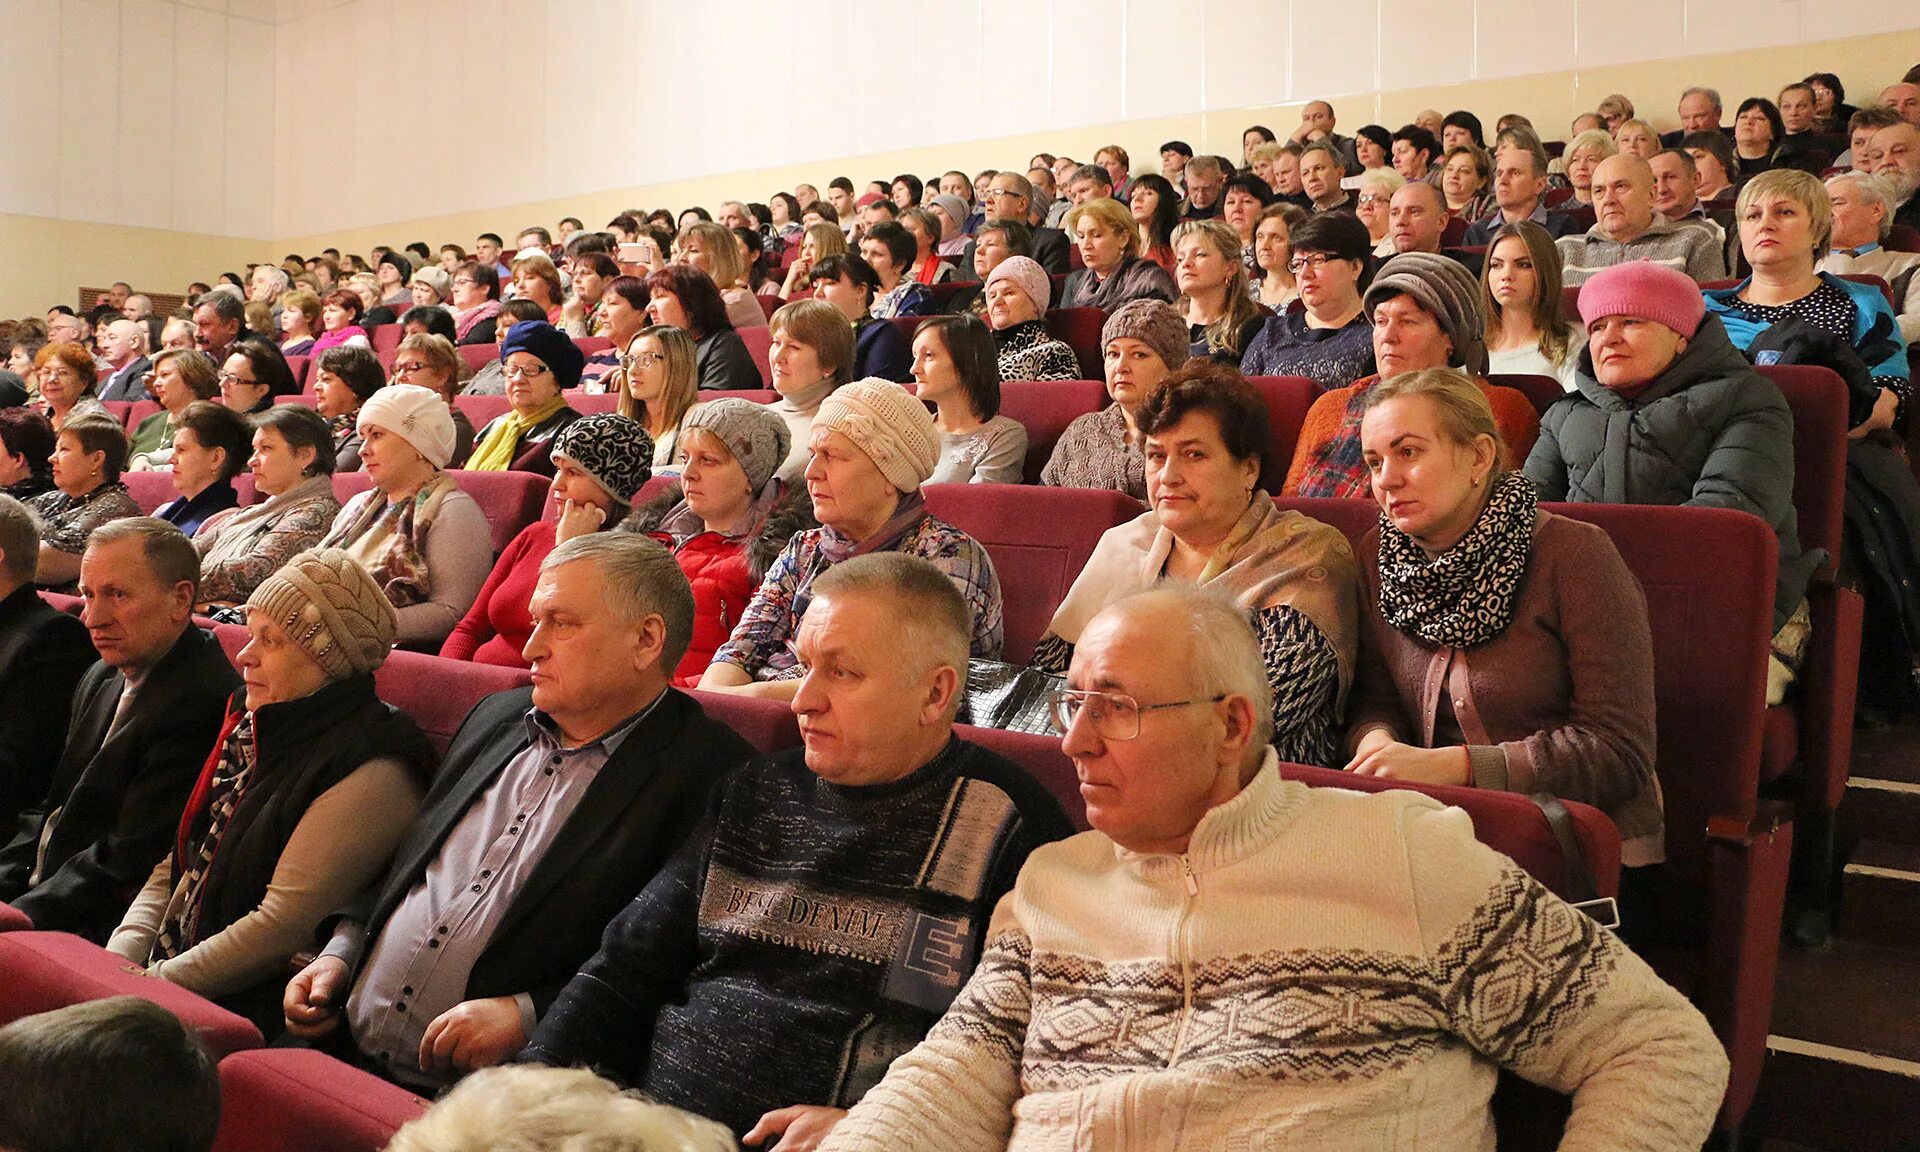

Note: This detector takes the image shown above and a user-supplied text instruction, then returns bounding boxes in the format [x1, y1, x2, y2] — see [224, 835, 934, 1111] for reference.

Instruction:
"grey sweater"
[1555, 217, 1727, 285]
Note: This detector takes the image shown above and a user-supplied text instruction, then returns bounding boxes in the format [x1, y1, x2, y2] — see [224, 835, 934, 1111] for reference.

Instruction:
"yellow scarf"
[465, 395, 568, 471]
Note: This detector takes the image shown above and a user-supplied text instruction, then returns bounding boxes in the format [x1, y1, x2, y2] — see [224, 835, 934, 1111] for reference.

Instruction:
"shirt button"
[428, 940, 440, 949]
[402, 985, 413, 995]
[437, 926, 449, 935]
[470, 884, 483, 892]
[480, 870, 492, 879]
[396, 1002, 407, 1013]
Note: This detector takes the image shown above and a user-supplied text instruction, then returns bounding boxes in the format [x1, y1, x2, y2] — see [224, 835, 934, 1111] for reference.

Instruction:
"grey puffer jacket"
[1522, 314, 1818, 632]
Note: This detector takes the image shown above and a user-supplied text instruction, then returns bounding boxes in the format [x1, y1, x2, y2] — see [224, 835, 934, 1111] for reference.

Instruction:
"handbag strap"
[1528, 792, 1618, 929]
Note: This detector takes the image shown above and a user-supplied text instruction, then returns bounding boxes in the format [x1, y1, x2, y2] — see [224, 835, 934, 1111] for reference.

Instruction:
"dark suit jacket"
[0, 625, 238, 939]
[956, 226, 1072, 279]
[95, 356, 153, 403]
[0, 587, 96, 828]
[338, 686, 754, 1016]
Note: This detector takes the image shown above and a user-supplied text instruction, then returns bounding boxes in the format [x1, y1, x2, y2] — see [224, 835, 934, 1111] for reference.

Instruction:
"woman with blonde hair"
[129, 348, 221, 467]
[676, 220, 767, 330]
[778, 222, 850, 299]
[1596, 93, 1636, 133]
[1354, 168, 1407, 255]
[1172, 219, 1263, 362]
[616, 323, 703, 471]
[1562, 129, 1619, 206]
[1613, 118, 1660, 160]
[1439, 145, 1495, 219]
[277, 288, 323, 356]
[1481, 220, 1581, 389]
[1060, 196, 1177, 311]
[509, 252, 565, 325]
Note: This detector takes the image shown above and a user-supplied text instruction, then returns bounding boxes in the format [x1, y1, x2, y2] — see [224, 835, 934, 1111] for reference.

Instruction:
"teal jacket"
[1704, 272, 1911, 386]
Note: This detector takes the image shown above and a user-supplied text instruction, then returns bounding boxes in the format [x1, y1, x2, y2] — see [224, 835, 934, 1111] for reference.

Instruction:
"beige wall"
[0, 212, 268, 319]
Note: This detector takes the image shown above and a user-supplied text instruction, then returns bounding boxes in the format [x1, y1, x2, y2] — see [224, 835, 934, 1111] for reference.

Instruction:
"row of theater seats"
[18, 463, 1846, 1141]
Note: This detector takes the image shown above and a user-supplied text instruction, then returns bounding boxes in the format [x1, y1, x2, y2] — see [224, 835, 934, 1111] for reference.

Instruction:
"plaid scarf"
[1294, 380, 1382, 499]
[155, 710, 255, 959]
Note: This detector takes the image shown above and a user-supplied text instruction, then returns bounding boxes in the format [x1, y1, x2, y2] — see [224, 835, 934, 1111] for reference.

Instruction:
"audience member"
[700, 379, 1003, 696]
[810, 254, 912, 384]
[914, 315, 1028, 484]
[1682, 130, 1740, 199]
[606, 323, 701, 470]
[309, 344, 380, 470]
[95, 318, 153, 402]
[898, 206, 958, 287]
[219, 337, 296, 414]
[312, 289, 372, 354]
[676, 221, 767, 332]
[1179, 154, 1227, 219]
[152, 400, 246, 535]
[971, 173, 1070, 273]
[1172, 219, 1264, 362]
[34, 342, 108, 431]
[1734, 97, 1785, 175]
[1842, 106, 1903, 172]
[1822, 172, 1920, 342]
[1614, 118, 1661, 159]
[1060, 196, 1178, 310]
[1525, 262, 1813, 701]
[1298, 142, 1349, 212]
[467, 322, 584, 476]
[1239, 212, 1376, 387]
[0, 408, 54, 503]
[1392, 124, 1442, 184]
[816, 581, 1725, 1151]
[1443, 109, 1487, 150]
[126, 348, 218, 469]
[1483, 221, 1583, 389]
[1220, 171, 1274, 264]
[1465, 133, 1580, 243]
[779, 221, 850, 298]
[1349, 367, 1662, 873]
[0, 494, 94, 829]
[510, 253, 565, 325]
[28, 415, 140, 590]
[276, 289, 322, 357]
[1354, 169, 1405, 255]
[1128, 172, 1182, 270]
[193, 405, 340, 610]
[0, 518, 240, 937]
[1556, 154, 1727, 283]
[1870, 121, 1920, 234]
[1665, 85, 1726, 145]
[1037, 362, 1358, 765]
[384, 1065, 733, 1152]
[622, 399, 814, 686]
[983, 256, 1079, 381]
[1439, 144, 1496, 219]
[193, 291, 252, 362]
[1042, 300, 1187, 499]
[766, 299, 856, 481]
[1385, 180, 1479, 271]
[522, 553, 1069, 1139]
[646, 264, 762, 391]
[461, 300, 548, 395]
[318, 385, 490, 648]
[0, 997, 221, 1152]
[281, 534, 757, 1088]
[1286, 253, 1539, 495]
[1563, 128, 1619, 205]
[1251, 202, 1306, 310]
[1353, 124, 1393, 171]
[859, 220, 935, 320]
[1884, 81, 1920, 125]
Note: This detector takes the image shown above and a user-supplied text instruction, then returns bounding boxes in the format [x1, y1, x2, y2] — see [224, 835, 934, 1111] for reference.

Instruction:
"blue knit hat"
[499, 321, 585, 390]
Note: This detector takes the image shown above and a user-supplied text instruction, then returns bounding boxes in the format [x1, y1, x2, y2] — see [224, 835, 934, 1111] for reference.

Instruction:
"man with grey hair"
[191, 291, 251, 361]
[1869, 120, 1920, 234]
[521, 553, 1071, 1146]
[281, 533, 755, 1089]
[1661, 86, 1724, 146]
[1179, 153, 1226, 219]
[1065, 163, 1113, 206]
[0, 518, 238, 940]
[818, 583, 1730, 1152]
[248, 263, 290, 303]
[0, 495, 95, 831]
[94, 318, 152, 403]
[1556, 154, 1727, 284]
[1464, 132, 1583, 244]
[962, 171, 1070, 276]
[1823, 172, 1920, 342]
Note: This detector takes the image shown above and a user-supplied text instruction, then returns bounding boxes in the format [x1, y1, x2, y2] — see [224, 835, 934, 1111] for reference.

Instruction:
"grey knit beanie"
[679, 398, 792, 493]
[1362, 253, 1488, 376]
[246, 548, 396, 680]
[1101, 299, 1192, 371]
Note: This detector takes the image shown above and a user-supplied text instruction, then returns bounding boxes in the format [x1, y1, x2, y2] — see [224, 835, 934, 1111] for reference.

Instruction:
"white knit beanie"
[356, 383, 456, 469]
[813, 378, 939, 492]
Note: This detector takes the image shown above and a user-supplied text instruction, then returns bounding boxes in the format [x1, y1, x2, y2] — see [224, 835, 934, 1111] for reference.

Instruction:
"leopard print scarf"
[1375, 471, 1537, 649]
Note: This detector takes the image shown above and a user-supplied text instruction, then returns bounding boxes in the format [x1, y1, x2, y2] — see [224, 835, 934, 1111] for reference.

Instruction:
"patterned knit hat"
[985, 255, 1052, 317]
[814, 378, 939, 492]
[357, 383, 456, 468]
[551, 413, 654, 507]
[680, 398, 791, 493]
[1362, 252, 1489, 375]
[246, 548, 396, 680]
[499, 320, 586, 390]
[1101, 299, 1191, 371]
[1576, 261, 1706, 338]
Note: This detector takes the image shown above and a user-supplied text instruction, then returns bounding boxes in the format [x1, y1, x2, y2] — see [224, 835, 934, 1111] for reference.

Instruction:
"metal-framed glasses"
[1047, 689, 1228, 741]
[502, 362, 550, 381]
[619, 352, 666, 370]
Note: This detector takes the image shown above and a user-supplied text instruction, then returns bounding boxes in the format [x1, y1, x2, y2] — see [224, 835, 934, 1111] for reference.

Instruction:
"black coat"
[96, 356, 153, 403]
[333, 686, 754, 1017]
[0, 587, 96, 828]
[0, 626, 239, 940]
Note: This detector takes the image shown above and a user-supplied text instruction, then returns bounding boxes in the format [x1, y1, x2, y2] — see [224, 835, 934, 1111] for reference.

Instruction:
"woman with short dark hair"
[312, 344, 386, 471]
[1238, 212, 1374, 386]
[154, 400, 249, 535]
[645, 265, 761, 391]
[30, 415, 140, 589]
[0, 407, 56, 501]
[914, 316, 1028, 484]
[450, 262, 502, 345]
[810, 254, 911, 384]
[194, 404, 342, 610]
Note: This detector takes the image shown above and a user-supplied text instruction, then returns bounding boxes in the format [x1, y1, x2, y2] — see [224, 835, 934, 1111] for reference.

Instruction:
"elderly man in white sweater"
[816, 585, 1729, 1152]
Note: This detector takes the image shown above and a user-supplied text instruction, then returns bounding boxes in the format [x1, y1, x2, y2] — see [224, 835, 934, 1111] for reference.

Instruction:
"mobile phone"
[619, 242, 651, 263]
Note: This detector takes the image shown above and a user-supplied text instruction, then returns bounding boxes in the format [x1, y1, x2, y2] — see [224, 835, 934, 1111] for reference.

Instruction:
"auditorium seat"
[0, 932, 263, 1058]
[0, 903, 31, 932]
[331, 470, 548, 556]
[1440, 215, 1469, 247]
[370, 325, 403, 357]
[212, 1049, 429, 1152]
[575, 336, 613, 356]
[452, 394, 512, 431]
[121, 472, 258, 514]
[561, 390, 621, 415]
[274, 393, 318, 408]
[455, 343, 498, 375]
[928, 280, 973, 308]
[1043, 307, 1108, 380]
[100, 400, 132, 425]
[1887, 224, 1920, 254]
[286, 354, 311, 392]
[921, 484, 1144, 663]
[995, 378, 1109, 483]
[888, 315, 923, 349]
[758, 293, 783, 319]
[1485, 372, 1570, 415]
[956, 723, 1085, 830]
[739, 325, 772, 386]
[1283, 495, 1786, 1138]
[126, 399, 162, 430]
[689, 688, 802, 753]
[1245, 375, 1321, 493]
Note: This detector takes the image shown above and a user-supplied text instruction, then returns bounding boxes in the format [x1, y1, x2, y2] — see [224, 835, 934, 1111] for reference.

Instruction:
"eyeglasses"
[502, 363, 550, 380]
[391, 360, 430, 375]
[218, 371, 258, 388]
[452, 277, 477, 286]
[1356, 194, 1386, 206]
[1288, 253, 1338, 275]
[985, 188, 1023, 199]
[619, 352, 666, 370]
[1047, 689, 1228, 741]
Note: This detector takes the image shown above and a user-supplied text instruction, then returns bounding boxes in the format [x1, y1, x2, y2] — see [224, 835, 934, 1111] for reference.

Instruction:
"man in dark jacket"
[957, 173, 1070, 276]
[0, 496, 96, 829]
[0, 518, 239, 940]
[520, 553, 1072, 1145]
[281, 534, 755, 1091]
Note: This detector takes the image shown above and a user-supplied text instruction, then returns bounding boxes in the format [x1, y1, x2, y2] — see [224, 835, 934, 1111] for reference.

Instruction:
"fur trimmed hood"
[619, 479, 817, 581]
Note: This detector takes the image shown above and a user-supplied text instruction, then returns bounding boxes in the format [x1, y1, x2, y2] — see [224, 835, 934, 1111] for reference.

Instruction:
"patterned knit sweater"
[820, 753, 1728, 1152]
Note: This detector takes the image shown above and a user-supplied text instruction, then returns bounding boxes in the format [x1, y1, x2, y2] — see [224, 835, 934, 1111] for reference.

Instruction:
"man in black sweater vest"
[521, 554, 1073, 1143]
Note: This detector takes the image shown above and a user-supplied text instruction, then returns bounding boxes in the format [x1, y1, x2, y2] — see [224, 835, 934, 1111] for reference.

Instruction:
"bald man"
[94, 319, 152, 403]
[1555, 154, 1727, 284]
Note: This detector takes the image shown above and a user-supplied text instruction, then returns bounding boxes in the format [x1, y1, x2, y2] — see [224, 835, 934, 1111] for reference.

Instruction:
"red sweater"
[439, 520, 556, 668]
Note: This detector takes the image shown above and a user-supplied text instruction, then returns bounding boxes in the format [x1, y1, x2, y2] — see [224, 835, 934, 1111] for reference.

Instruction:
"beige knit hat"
[813, 378, 939, 492]
[246, 548, 397, 680]
[357, 383, 456, 469]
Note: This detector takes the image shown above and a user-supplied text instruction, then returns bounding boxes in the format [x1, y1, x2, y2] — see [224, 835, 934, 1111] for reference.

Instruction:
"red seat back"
[274, 393, 318, 408]
[889, 315, 925, 349]
[370, 325, 403, 357]
[921, 484, 1144, 664]
[688, 689, 802, 753]
[212, 1049, 428, 1152]
[456, 344, 498, 375]
[929, 280, 973, 306]
[1758, 365, 1849, 562]
[452, 394, 512, 431]
[1486, 372, 1569, 415]
[122, 470, 181, 514]
[1042, 307, 1108, 380]
[285, 355, 310, 392]
[574, 336, 613, 357]
[0, 903, 29, 932]
[995, 379, 1109, 484]
[0, 932, 263, 1057]
[758, 293, 784, 319]
[1885, 224, 1920, 254]
[101, 400, 133, 426]
[1561, 285, 1583, 319]
[561, 390, 621, 415]
[1543, 184, 1574, 205]
[1245, 376, 1321, 493]
[1440, 215, 1469, 247]
[956, 723, 1086, 830]
[377, 648, 531, 755]
[128, 399, 163, 429]
[738, 326, 772, 386]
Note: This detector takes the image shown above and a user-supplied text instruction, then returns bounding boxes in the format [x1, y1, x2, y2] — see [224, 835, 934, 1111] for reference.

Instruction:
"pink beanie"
[1577, 261, 1706, 337]
[986, 255, 1053, 317]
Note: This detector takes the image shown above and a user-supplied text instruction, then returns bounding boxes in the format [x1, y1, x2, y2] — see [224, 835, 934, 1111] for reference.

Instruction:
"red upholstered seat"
[127, 398, 163, 429]
[452, 393, 512, 431]
[275, 393, 319, 407]
[1887, 224, 1920, 254]
[921, 484, 1144, 664]
[378, 649, 531, 754]
[0, 903, 32, 932]
[995, 379, 1109, 483]
[889, 315, 923, 349]
[1560, 285, 1582, 320]
[738, 326, 772, 386]
[0, 931, 263, 1057]
[758, 293, 784, 319]
[122, 470, 180, 514]
[1440, 215, 1469, 247]
[286, 354, 310, 392]
[928, 280, 973, 308]
[370, 325, 403, 357]
[1245, 375, 1321, 493]
[1043, 307, 1108, 380]
[1485, 372, 1570, 415]
[688, 689, 801, 753]
[331, 470, 548, 556]
[212, 1048, 429, 1152]
[561, 390, 620, 414]
[574, 336, 613, 356]
[456, 343, 498, 375]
